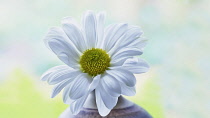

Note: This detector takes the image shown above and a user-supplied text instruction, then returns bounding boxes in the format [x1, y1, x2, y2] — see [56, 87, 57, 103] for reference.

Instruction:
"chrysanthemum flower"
[41, 11, 149, 116]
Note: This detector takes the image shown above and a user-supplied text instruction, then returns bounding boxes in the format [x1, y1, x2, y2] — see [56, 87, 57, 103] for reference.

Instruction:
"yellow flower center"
[80, 48, 111, 76]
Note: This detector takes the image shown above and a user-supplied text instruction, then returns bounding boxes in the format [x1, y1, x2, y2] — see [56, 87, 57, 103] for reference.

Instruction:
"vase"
[59, 92, 152, 118]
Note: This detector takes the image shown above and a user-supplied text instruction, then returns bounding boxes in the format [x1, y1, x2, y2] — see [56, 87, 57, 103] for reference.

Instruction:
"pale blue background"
[0, 0, 209, 118]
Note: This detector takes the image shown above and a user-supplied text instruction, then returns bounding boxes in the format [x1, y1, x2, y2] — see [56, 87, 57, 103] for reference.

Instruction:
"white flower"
[41, 11, 149, 116]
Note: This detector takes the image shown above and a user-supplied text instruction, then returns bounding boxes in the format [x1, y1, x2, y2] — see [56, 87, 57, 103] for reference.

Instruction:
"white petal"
[70, 93, 89, 115]
[119, 26, 143, 48]
[127, 38, 148, 50]
[82, 11, 97, 48]
[63, 75, 99, 104]
[104, 23, 128, 51]
[106, 68, 136, 87]
[63, 84, 73, 104]
[97, 83, 118, 109]
[41, 65, 70, 81]
[112, 47, 143, 61]
[68, 75, 100, 115]
[120, 83, 136, 96]
[69, 73, 91, 100]
[62, 17, 87, 52]
[96, 12, 105, 48]
[101, 74, 121, 97]
[101, 24, 116, 49]
[123, 57, 150, 74]
[47, 69, 80, 85]
[95, 88, 111, 116]
[41, 66, 78, 85]
[48, 41, 78, 66]
[44, 27, 81, 67]
[88, 75, 101, 92]
[108, 26, 143, 55]
[57, 53, 79, 69]
[111, 47, 143, 66]
[110, 58, 128, 67]
[51, 79, 73, 98]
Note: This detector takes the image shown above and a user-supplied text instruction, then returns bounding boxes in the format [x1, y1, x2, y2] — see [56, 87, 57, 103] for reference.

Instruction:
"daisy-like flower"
[41, 11, 149, 116]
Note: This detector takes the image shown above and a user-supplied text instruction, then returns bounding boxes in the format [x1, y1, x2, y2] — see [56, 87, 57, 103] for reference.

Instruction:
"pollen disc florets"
[80, 48, 111, 76]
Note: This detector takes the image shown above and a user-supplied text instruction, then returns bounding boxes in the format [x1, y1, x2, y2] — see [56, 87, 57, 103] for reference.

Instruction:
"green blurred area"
[0, 69, 67, 118]
[138, 78, 164, 118]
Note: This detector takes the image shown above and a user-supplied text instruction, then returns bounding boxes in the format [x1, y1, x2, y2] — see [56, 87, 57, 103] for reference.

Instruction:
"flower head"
[41, 11, 149, 116]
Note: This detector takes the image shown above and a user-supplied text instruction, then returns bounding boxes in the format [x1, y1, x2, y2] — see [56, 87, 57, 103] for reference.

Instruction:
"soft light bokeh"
[0, 0, 209, 118]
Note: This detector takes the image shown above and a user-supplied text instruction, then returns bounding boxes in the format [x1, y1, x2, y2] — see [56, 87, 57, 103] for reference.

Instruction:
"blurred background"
[0, 0, 209, 118]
